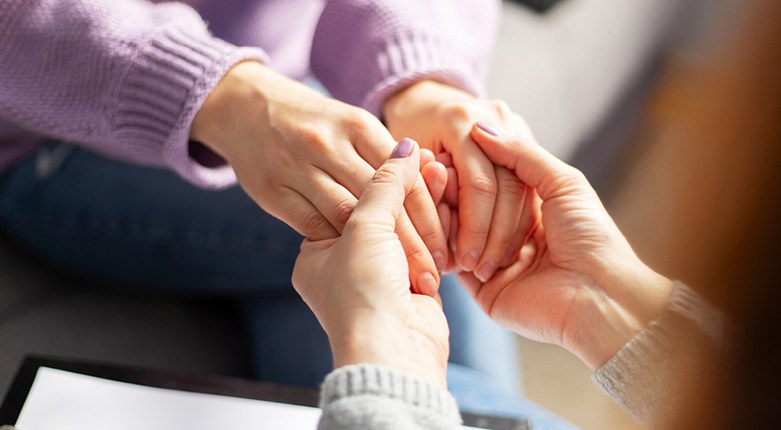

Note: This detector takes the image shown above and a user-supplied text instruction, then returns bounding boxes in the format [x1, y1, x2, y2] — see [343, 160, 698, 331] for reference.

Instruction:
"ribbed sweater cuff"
[361, 34, 485, 116]
[115, 26, 267, 189]
[591, 281, 724, 426]
[320, 364, 461, 423]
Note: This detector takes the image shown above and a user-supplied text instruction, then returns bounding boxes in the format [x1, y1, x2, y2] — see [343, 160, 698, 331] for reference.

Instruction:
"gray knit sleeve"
[591, 282, 724, 426]
[318, 364, 462, 430]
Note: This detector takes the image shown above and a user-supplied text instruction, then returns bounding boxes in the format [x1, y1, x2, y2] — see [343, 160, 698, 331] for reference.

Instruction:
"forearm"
[0, 0, 265, 187]
[591, 282, 724, 426]
[310, 0, 501, 115]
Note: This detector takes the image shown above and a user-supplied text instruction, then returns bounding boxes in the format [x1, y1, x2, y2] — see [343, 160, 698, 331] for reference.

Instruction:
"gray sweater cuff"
[319, 364, 461, 430]
[591, 281, 724, 426]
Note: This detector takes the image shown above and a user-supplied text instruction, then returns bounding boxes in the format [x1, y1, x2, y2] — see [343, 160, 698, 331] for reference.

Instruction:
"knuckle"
[461, 220, 490, 239]
[345, 108, 380, 134]
[406, 177, 431, 203]
[467, 174, 498, 198]
[300, 127, 331, 152]
[331, 198, 356, 229]
[490, 99, 511, 118]
[564, 167, 588, 185]
[371, 164, 405, 186]
[404, 242, 429, 265]
[549, 168, 588, 194]
[442, 102, 473, 123]
[300, 210, 332, 238]
[497, 172, 526, 198]
[491, 233, 517, 252]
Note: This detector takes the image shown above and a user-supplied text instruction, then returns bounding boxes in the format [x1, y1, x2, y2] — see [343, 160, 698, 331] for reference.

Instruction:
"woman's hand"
[384, 81, 534, 283]
[459, 123, 675, 370]
[291, 139, 449, 388]
[191, 62, 447, 294]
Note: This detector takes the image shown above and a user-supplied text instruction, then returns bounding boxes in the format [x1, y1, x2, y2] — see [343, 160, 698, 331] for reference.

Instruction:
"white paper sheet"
[15, 367, 487, 430]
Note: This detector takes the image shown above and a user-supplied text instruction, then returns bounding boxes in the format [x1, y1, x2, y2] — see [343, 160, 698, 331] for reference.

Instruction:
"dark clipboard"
[1, 356, 528, 430]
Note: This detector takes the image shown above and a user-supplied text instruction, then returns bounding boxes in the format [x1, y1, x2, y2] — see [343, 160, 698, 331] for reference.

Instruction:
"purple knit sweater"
[0, 0, 499, 188]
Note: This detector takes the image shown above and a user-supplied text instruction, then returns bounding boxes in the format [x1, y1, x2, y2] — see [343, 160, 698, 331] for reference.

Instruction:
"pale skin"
[192, 62, 539, 294]
[191, 61, 445, 294]
[385, 80, 538, 281]
[292, 122, 675, 388]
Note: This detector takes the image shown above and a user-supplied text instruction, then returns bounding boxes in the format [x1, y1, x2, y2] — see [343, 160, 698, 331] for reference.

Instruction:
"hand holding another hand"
[458, 124, 675, 369]
[192, 62, 448, 295]
[292, 139, 449, 388]
[385, 81, 536, 281]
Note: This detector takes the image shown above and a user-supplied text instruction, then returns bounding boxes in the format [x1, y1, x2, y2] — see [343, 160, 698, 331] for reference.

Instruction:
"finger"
[436, 203, 455, 273]
[437, 202, 451, 241]
[354, 136, 449, 273]
[420, 148, 436, 167]
[397, 211, 440, 296]
[435, 152, 453, 168]
[501, 188, 542, 267]
[347, 139, 441, 296]
[448, 134, 498, 272]
[474, 167, 526, 282]
[421, 161, 447, 205]
[448, 208, 459, 257]
[299, 168, 360, 235]
[470, 121, 592, 202]
[274, 187, 339, 240]
[347, 138, 420, 231]
[444, 166, 458, 207]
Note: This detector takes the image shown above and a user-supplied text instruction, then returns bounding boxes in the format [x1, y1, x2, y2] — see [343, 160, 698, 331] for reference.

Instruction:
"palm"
[463, 189, 631, 348]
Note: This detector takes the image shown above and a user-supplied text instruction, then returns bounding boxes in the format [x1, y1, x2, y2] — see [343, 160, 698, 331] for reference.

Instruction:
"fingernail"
[417, 272, 438, 296]
[391, 138, 415, 159]
[460, 251, 480, 272]
[476, 261, 498, 283]
[432, 251, 447, 272]
[476, 121, 500, 137]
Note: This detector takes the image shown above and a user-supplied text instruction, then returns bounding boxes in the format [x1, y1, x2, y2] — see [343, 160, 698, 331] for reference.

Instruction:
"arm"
[310, 0, 501, 116]
[312, 1, 535, 276]
[290, 139, 460, 429]
[592, 281, 724, 426]
[0, 0, 266, 188]
[1, 1, 446, 290]
[319, 364, 461, 430]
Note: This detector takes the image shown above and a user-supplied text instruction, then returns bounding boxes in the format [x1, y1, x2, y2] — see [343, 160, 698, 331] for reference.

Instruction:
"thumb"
[347, 138, 420, 231]
[470, 121, 588, 201]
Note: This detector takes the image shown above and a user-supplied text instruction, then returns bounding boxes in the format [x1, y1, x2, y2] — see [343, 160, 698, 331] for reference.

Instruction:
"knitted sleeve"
[592, 282, 725, 426]
[318, 364, 462, 430]
[310, 0, 501, 116]
[0, 0, 267, 188]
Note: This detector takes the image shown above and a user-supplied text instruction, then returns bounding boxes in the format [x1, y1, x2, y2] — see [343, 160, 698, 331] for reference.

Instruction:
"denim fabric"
[0, 144, 522, 392]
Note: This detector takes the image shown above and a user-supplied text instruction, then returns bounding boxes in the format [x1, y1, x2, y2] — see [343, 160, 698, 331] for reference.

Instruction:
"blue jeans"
[0, 144, 575, 428]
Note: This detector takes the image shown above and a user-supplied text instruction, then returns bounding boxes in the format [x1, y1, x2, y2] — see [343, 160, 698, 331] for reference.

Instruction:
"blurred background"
[2, 0, 779, 429]
[489, 0, 780, 429]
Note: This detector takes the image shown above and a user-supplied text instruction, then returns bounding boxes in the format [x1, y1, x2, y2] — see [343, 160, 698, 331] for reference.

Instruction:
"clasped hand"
[293, 104, 673, 387]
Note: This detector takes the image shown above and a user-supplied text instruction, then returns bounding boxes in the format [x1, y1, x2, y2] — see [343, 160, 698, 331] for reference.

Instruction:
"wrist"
[191, 61, 267, 158]
[328, 314, 448, 389]
[568, 261, 675, 370]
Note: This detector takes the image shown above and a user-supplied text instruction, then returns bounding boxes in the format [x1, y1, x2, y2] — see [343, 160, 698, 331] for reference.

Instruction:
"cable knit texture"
[592, 282, 724, 427]
[0, 0, 500, 187]
[319, 364, 462, 430]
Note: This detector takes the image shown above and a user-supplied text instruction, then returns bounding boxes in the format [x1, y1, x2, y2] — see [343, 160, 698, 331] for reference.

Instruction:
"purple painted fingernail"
[391, 138, 415, 159]
[476, 121, 500, 137]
